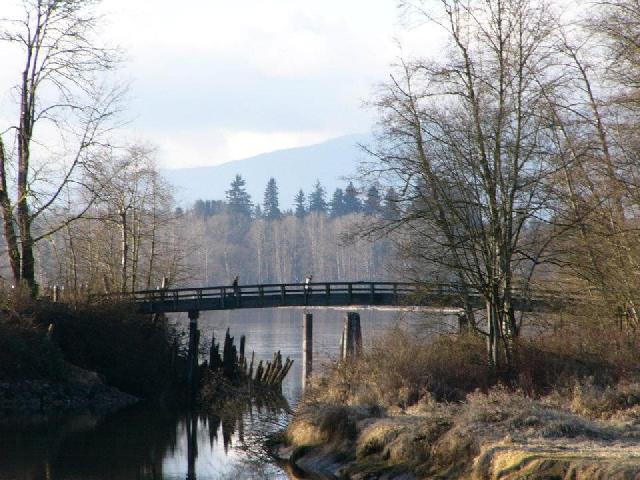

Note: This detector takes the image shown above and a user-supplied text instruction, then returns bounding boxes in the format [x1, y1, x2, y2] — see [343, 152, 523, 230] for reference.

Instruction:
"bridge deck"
[126, 282, 565, 314]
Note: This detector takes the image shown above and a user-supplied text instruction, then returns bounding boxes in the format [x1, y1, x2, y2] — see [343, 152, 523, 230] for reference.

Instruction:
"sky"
[0, 0, 440, 169]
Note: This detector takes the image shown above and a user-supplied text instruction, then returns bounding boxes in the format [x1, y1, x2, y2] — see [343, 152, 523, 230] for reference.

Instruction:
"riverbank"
[277, 327, 640, 479]
[0, 292, 175, 419]
[0, 364, 137, 419]
[280, 386, 640, 479]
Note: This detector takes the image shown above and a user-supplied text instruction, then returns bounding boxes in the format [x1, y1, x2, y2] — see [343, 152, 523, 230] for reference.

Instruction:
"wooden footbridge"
[110, 281, 572, 392]
[127, 281, 566, 315]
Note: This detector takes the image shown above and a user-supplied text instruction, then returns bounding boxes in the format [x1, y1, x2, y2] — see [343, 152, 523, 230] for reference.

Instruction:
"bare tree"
[0, 0, 123, 293]
[37, 143, 187, 294]
[366, 0, 563, 367]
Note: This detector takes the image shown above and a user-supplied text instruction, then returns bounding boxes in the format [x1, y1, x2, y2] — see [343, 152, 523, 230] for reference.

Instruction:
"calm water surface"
[0, 308, 455, 480]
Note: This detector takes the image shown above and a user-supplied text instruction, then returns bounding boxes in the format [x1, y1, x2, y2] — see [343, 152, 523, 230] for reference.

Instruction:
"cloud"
[131, 126, 338, 168]
[1, 0, 442, 169]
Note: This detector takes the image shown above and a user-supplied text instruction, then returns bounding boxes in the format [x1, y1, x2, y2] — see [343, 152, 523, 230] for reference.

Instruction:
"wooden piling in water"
[222, 328, 235, 378]
[204, 328, 293, 389]
[239, 335, 246, 370]
[209, 331, 222, 369]
[303, 313, 313, 387]
[341, 312, 362, 360]
[186, 310, 200, 397]
[248, 351, 255, 379]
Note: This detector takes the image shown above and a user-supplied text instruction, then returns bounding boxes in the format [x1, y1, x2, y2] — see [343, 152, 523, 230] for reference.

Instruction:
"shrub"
[0, 316, 67, 381]
[311, 328, 488, 407]
[31, 299, 174, 398]
[311, 318, 640, 410]
[513, 322, 640, 395]
[568, 381, 640, 419]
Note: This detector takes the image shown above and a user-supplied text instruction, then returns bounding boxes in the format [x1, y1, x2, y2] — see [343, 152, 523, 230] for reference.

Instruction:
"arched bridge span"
[128, 282, 566, 314]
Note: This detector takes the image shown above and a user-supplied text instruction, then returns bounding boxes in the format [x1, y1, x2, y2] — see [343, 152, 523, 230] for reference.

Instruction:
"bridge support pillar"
[303, 313, 313, 388]
[187, 310, 200, 399]
[341, 312, 362, 360]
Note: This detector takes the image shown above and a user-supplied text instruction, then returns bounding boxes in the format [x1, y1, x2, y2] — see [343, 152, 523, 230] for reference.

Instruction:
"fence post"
[303, 313, 313, 388]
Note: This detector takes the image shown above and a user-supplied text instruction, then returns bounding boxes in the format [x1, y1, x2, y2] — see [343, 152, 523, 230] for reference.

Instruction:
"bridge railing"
[99, 281, 578, 309]
[130, 282, 422, 304]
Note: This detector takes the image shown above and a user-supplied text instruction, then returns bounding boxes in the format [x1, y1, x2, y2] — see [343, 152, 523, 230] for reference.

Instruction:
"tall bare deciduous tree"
[0, 0, 122, 294]
[528, 1, 640, 327]
[37, 144, 185, 295]
[367, 0, 562, 367]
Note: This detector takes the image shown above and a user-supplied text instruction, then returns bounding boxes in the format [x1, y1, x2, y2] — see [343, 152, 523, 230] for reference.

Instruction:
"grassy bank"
[0, 289, 175, 415]
[281, 325, 640, 479]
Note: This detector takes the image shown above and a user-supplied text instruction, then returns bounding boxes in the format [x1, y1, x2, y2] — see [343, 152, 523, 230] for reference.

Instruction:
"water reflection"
[0, 309, 452, 479]
[0, 407, 178, 479]
[0, 395, 290, 480]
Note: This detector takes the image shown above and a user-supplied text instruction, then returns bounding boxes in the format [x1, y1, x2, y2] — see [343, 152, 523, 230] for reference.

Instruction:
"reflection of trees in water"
[53, 406, 179, 479]
[0, 407, 178, 480]
[0, 394, 290, 480]
[201, 392, 289, 453]
[180, 393, 291, 479]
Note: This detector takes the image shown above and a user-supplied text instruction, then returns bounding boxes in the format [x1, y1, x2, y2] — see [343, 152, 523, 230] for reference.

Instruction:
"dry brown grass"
[285, 317, 640, 478]
[287, 382, 640, 478]
[308, 328, 488, 408]
[307, 320, 640, 413]
[286, 402, 374, 448]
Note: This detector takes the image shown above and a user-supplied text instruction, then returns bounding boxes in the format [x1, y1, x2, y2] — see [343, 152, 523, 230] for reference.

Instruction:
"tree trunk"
[17, 66, 36, 294]
[18, 219, 36, 295]
[486, 298, 499, 370]
[120, 208, 128, 293]
[0, 136, 21, 283]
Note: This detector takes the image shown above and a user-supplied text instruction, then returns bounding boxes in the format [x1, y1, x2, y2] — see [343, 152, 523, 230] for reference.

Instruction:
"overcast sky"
[0, 1, 438, 169]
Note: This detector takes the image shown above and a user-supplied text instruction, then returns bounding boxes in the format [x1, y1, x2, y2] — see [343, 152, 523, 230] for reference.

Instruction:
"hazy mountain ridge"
[162, 134, 371, 208]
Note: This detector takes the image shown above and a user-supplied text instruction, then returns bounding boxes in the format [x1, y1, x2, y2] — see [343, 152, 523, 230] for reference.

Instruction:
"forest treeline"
[37, 171, 397, 292]
[182, 175, 397, 286]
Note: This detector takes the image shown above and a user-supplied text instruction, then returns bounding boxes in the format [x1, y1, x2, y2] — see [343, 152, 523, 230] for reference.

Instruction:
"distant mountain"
[162, 134, 371, 209]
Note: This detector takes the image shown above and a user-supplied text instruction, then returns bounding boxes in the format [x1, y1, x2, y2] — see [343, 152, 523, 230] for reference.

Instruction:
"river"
[0, 308, 456, 480]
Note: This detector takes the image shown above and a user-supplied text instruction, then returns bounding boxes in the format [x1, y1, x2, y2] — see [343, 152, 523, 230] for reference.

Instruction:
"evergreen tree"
[343, 181, 362, 214]
[294, 189, 306, 218]
[329, 188, 345, 218]
[193, 199, 224, 218]
[263, 177, 281, 220]
[364, 184, 382, 215]
[225, 174, 252, 216]
[308, 180, 328, 214]
[382, 187, 400, 220]
[254, 204, 263, 218]
[193, 199, 208, 218]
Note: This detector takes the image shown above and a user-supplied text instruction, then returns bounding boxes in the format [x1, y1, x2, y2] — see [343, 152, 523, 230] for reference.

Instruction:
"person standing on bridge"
[232, 276, 239, 296]
[304, 274, 313, 294]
